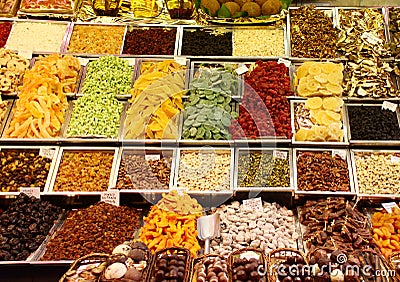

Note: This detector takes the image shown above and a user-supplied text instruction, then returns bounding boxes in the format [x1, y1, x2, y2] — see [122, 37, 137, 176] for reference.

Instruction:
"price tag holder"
[332, 150, 346, 160]
[78, 57, 90, 66]
[235, 65, 249, 75]
[145, 154, 160, 161]
[39, 148, 56, 159]
[273, 150, 288, 160]
[18, 50, 32, 59]
[126, 58, 135, 66]
[243, 197, 263, 211]
[382, 202, 398, 213]
[20, 187, 40, 199]
[278, 58, 291, 68]
[391, 155, 400, 163]
[382, 101, 397, 112]
[101, 191, 120, 206]
[174, 56, 187, 66]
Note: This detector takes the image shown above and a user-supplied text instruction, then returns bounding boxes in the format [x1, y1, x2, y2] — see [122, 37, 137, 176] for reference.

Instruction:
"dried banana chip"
[305, 97, 323, 110]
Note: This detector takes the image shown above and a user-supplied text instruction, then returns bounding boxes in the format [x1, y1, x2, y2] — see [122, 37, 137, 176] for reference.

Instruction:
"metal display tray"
[46, 146, 119, 195]
[290, 99, 349, 146]
[63, 22, 128, 56]
[110, 146, 177, 192]
[346, 103, 400, 146]
[293, 148, 356, 196]
[60, 100, 128, 143]
[287, 7, 339, 59]
[0, 98, 13, 137]
[351, 149, 400, 199]
[0, 146, 60, 196]
[233, 147, 294, 192]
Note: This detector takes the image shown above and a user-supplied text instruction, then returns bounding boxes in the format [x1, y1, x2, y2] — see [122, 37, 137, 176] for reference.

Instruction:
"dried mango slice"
[305, 97, 323, 110]
[295, 128, 310, 141]
[314, 73, 328, 84]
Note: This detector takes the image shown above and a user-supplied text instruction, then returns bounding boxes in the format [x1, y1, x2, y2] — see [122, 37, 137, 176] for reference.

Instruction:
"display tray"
[290, 99, 349, 146]
[346, 103, 400, 146]
[173, 147, 235, 193]
[0, 146, 59, 195]
[110, 146, 176, 192]
[351, 149, 400, 199]
[59, 100, 127, 143]
[45, 147, 119, 195]
[287, 7, 339, 59]
[387, 7, 400, 60]
[0, 0, 21, 17]
[76, 56, 135, 99]
[63, 22, 128, 56]
[234, 147, 294, 192]
[18, 0, 75, 14]
[121, 25, 180, 57]
[0, 98, 13, 136]
[293, 148, 356, 196]
[5, 19, 71, 54]
[188, 60, 244, 100]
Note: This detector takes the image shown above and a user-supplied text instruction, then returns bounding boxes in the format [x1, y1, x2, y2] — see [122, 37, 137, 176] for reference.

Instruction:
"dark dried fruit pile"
[230, 61, 292, 139]
[181, 29, 232, 56]
[0, 193, 62, 261]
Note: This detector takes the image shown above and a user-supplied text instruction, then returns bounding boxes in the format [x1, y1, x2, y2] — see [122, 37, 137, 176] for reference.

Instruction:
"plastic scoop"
[197, 213, 220, 254]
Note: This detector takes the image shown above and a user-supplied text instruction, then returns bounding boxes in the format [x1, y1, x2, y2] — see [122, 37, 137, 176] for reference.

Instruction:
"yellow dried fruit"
[326, 83, 343, 95]
[305, 97, 323, 110]
[323, 97, 343, 111]
[306, 80, 320, 92]
[314, 73, 328, 84]
[295, 128, 310, 141]
[308, 64, 322, 75]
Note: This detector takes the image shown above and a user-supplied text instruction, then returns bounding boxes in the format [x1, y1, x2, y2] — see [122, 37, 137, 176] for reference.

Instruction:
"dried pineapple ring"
[318, 89, 332, 96]
[327, 73, 342, 85]
[306, 80, 320, 92]
[297, 83, 312, 97]
[321, 62, 337, 73]
[323, 97, 343, 111]
[311, 110, 325, 124]
[295, 128, 310, 141]
[296, 65, 309, 79]
[314, 73, 328, 84]
[326, 83, 343, 95]
[325, 110, 341, 122]
[0, 77, 11, 86]
[311, 125, 326, 141]
[308, 64, 322, 75]
[305, 97, 323, 110]
[320, 113, 336, 126]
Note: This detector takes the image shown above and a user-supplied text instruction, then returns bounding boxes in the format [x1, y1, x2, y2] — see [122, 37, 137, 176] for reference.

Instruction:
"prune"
[181, 29, 232, 56]
[348, 106, 400, 140]
[0, 193, 62, 261]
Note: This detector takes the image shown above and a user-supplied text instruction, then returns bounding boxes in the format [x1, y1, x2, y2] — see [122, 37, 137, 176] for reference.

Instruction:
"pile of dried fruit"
[230, 61, 292, 139]
[0, 96, 8, 125]
[124, 60, 186, 140]
[294, 96, 344, 142]
[295, 62, 343, 97]
[5, 54, 80, 138]
[389, 7, 400, 59]
[0, 48, 29, 95]
[139, 191, 202, 255]
[371, 206, 400, 259]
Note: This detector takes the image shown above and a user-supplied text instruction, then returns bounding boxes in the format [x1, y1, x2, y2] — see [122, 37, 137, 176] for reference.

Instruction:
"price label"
[391, 155, 400, 163]
[273, 150, 288, 160]
[332, 150, 346, 160]
[278, 58, 291, 68]
[78, 57, 89, 66]
[382, 101, 397, 112]
[101, 191, 120, 206]
[240, 251, 260, 261]
[171, 188, 188, 196]
[18, 50, 32, 59]
[243, 197, 263, 211]
[145, 154, 160, 161]
[20, 187, 40, 199]
[362, 32, 382, 45]
[174, 56, 187, 65]
[382, 202, 398, 213]
[235, 65, 249, 75]
[39, 148, 55, 159]
[126, 58, 135, 66]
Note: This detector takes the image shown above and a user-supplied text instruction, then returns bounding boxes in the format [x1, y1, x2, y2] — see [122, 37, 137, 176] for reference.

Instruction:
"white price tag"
[382, 202, 398, 213]
[362, 32, 382, 45]
[39, 148, 55, 159]
[18, 50, 32, 59]
[391, 155, 400, 163]
[20, 187, 40, 199]
[171, 188, 188, 196]
[382, 101, 397, 112]
[78, 57, 89, 66]
[240, 251, 260, 261]
[145, 154, 160, 161]
[101, 191, 120, 206]
[243, 197, 263, 211]
[126, 58, 135, 66]
[332, 150, 346, 160]
[174, 56, 187, 65]
[235, 65, 249, 75]
[278, 58, 291, 68]
[273, 150, 288, 160]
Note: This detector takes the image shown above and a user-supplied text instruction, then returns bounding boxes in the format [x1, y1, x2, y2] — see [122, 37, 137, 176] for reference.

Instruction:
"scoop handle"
[204, 238, 210, 254]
